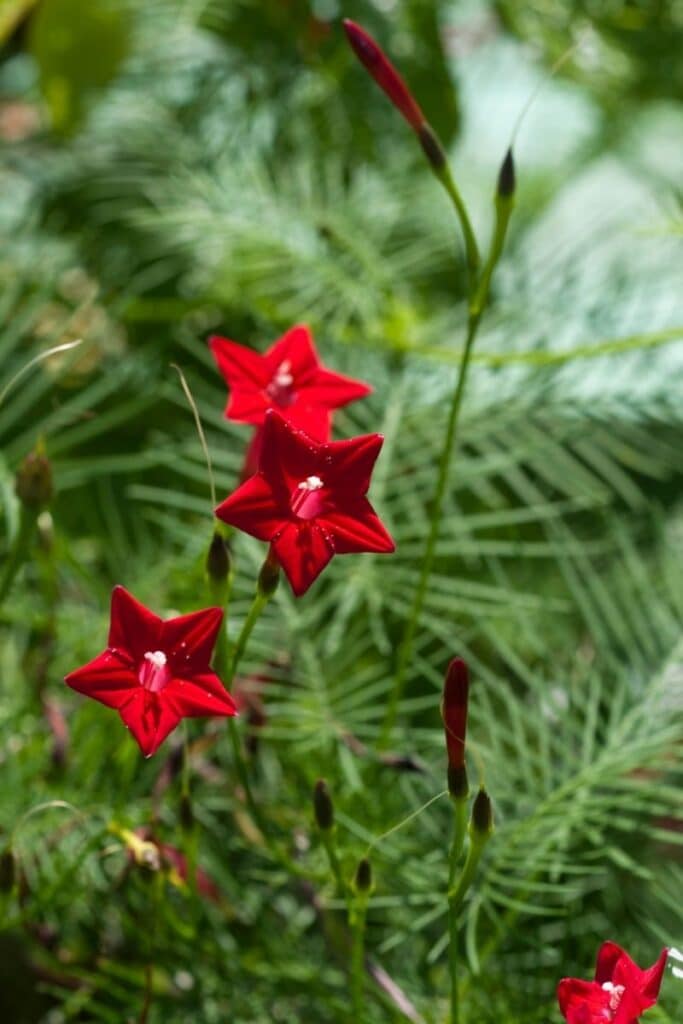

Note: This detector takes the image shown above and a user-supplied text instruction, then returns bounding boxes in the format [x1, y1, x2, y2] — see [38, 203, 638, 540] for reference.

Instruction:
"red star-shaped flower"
[214, 410, 395, 596]
[65, 587, 237, 757]
[209, 324, 372, 442]
[558, 942, 668, 1024]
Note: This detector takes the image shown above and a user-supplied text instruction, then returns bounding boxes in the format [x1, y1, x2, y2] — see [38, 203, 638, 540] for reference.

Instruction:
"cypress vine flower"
[65, 587, 237, 757]
[215, 410, 395, 596]
[209, 324, 372, 442]
[558, 942, 668, 1024]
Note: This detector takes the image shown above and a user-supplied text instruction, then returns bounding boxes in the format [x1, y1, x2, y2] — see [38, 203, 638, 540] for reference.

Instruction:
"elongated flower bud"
[471, 787, 493, 838]
[497, 148, 515, 199]
[313, 779, 334, 831]
[353, 856, 373, 894]
[343, 19, 425, 132]
[15, 447, 53, 508]
[443, 658, 469, 797]
[206, 530, 231, 584]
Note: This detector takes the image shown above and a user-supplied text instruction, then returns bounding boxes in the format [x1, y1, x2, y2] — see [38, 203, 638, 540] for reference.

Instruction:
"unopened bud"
[497, 148, 515, 199]
[353, 857, 373, 894]
[257, 550, 280, 598]
[471, 787, 493, 838]
[313, 779, 334, 831]
[0, 848, 15, 891]
[443, 658, 469, 777]
[15, 449, 52, 508]
[206, 530, 231, 584]
[343, 19, 425, 132]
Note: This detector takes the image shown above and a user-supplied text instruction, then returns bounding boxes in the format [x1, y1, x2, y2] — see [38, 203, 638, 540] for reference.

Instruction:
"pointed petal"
[259, 410, 321, 493]
[271, 521, 334, 596]
[323, 500, 395, 554]
[215, 472, 285, 541]
[164, 674, 237, 718]
[306, 366, 372, 410]
[612, 987, 645, 1024]
[611, 946, 668, 1008]
[209, 335, 270, 423]
[557, 979, 610, 1023]
[65, 650, 137, 709]
[265, 325, 320, 384]
[280, 402, 332, 442]
[161, 607, 223, 673]
[594, 942, 625, 985]
[108, 586, 162, 662]
[325, 432, 385, 495]
[119, 691, 181, 757]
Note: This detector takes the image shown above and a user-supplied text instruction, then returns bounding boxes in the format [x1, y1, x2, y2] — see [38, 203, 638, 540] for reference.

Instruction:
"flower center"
[265, 360, 297, 408]
[138, 650, 170, 693]
[290, 475, 325, 520]
[601, 982, 625, 1017]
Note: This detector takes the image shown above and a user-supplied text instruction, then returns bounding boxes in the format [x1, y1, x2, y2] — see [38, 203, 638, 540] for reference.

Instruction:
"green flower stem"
[470, 192, 514, 319]
[382, 312, 481, 742]
[448, 831, 488, 910]
[350, 896, 369, 1020]
[228, 591, 269, 686]
[0, 506, 37, 609]
[321, 830, 344, 895]
[447, 796, 469, 1024]
[211, 580, 271, 839]
[432, 162, 480, 284]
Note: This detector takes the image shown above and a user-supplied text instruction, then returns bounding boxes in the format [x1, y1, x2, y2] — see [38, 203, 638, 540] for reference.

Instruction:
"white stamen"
[144, 650, 167, 668]
[272, 360, 293, 388]
[601, 982, 625, 1012]
[298, 475, 323, 491]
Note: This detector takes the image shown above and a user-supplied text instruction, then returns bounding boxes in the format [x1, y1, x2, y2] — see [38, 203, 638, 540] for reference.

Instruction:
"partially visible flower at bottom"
[558, 942, 668, 1023]
[65, 586, 237, 757]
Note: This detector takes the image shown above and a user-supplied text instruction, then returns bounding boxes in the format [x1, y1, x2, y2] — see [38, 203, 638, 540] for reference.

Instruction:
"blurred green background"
[1, 1, 682, 1021]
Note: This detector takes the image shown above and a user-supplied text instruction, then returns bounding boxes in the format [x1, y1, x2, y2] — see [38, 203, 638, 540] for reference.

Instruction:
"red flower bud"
[343, 19, 425, 132]
[442, 657, 469, 772]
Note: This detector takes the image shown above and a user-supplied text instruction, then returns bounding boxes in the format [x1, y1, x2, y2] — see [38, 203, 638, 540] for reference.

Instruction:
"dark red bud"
[343, 19, 425, 132]
[206, 530, 231, 583]
[443, 658, 469, 771]
[471, 788, 493, 837]
[15, 450, 52, 508]
[497, 148, 515, 198]
[354, 857, 373, 894]
[258, 548, 280, 598]
[313, 779, 334, 831]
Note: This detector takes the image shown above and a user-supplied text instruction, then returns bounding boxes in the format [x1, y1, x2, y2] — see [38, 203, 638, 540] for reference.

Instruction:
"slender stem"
[448, 834, 486, 909]
[350, 899, 368, 1020]
[321, 831, 345, 895]
[382, 313, 481, 742]
[447, 797, 469, 1024]
[0, 507, 37, 609]
[228, 592, 268, 686]
[434, 163, 480, 284]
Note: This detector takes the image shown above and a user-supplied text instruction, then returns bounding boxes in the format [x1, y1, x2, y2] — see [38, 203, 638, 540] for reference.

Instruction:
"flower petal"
[325, 432, 385, 495]
[271, 521, 334, 596]
[65, 650, 137, 709]
[259, 410, 321, 494]
[323, 500, 395, 554]
[306, 366, 372, 410]
[164, 674, 237, 718]
[209, 335, 270, 423]
[215, 471, 285, 541]
[594, 942, 625, 985]
[265, 324, 320, 384]
[108, 586, 162, 662]
[161, 606, 223, 673]
[119, 691, 181, 757]
[557, 979, 611, 1023]
[611, 946, 668, 1009]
